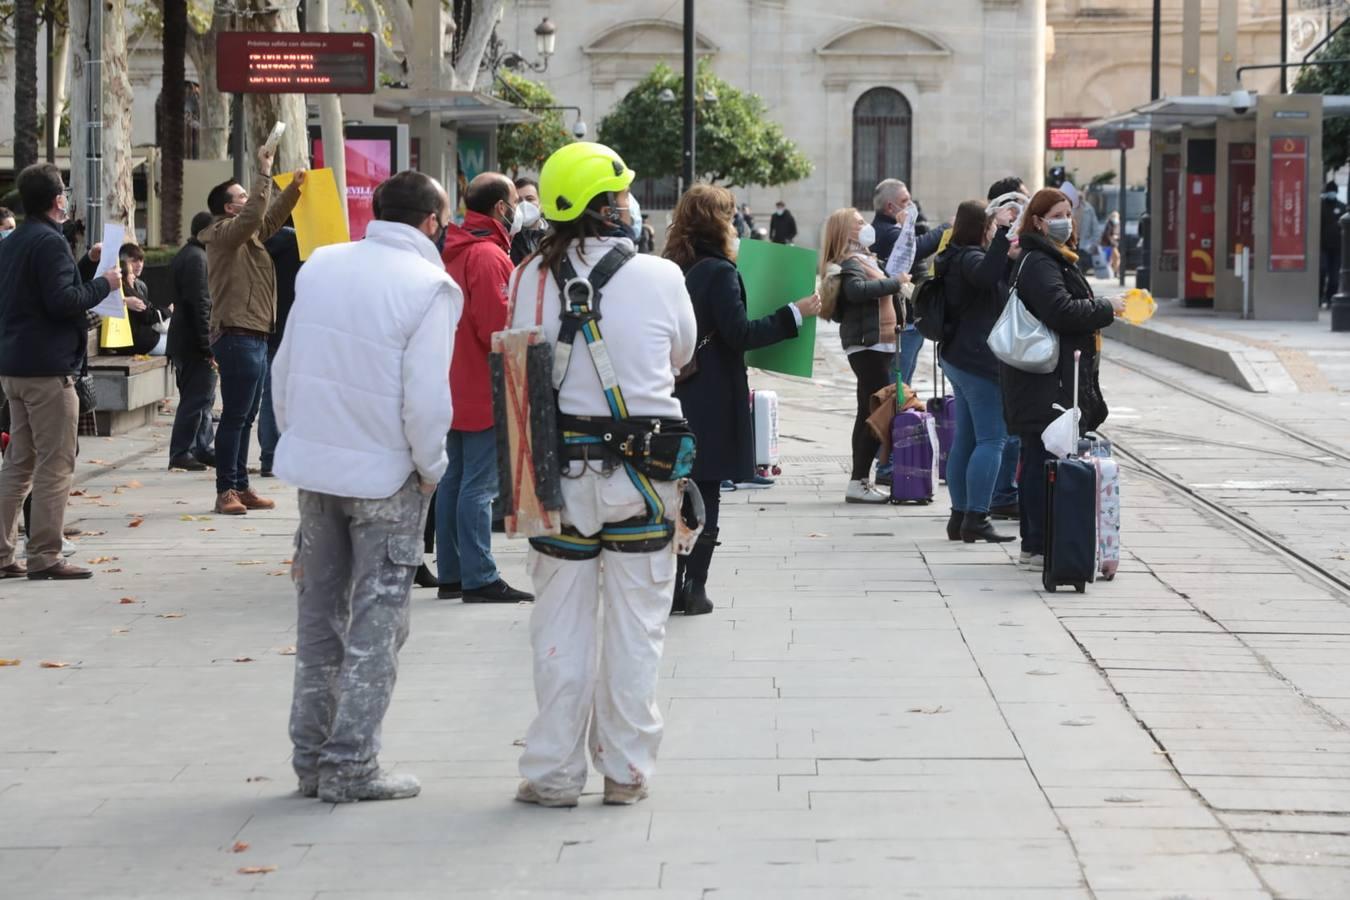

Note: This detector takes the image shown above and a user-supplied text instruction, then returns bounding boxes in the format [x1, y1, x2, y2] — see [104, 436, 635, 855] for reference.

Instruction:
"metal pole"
[86, 0, 104, 238]
[1332, 211, 1350, 331]
[231, 93, 246, 186]
[1139, 0, 1161, 292]
[1150, 0, 1161, 101]
[681, 0, 695, 193]
[1119, 147, 1127, 287]
[1281, 0, 1289, 93]
[45, 13, 56, 163]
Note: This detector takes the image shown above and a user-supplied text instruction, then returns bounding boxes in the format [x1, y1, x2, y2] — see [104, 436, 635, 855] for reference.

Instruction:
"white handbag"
[987, 260, 1060, 374]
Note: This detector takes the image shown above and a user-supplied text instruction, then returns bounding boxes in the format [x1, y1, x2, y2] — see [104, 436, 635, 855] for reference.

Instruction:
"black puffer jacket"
[167, 238, 212, 361]
[938, 227, 1011, 381]
[836, 256, 903, 349]
[999, 232, 1116, 435]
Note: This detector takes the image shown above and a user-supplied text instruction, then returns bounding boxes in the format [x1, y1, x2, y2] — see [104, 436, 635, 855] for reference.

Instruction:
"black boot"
[413, 563, 438, 589]
[680, 528, 719, 617]
[946, 510, 964, 542]
[671, 556, 687, 614]
[961, 512, 1016, 543]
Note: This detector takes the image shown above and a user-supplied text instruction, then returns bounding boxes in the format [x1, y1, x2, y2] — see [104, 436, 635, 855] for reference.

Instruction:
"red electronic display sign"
[1227, 143, 1256, 269]
[1045, 117, 1135, 151]
[1269, 136, 1308, 272]
[217, 33, 375, 94]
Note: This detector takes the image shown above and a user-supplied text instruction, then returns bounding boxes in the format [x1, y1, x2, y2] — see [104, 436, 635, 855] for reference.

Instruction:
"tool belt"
[558, 414, 695, 482]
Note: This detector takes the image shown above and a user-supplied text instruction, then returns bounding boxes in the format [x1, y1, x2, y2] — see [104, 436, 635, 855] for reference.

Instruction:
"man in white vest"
[270, 170, 463, 803]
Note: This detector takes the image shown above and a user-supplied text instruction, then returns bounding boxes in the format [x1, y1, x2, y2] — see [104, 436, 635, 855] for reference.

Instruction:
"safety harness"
[528, 245, 698, 561]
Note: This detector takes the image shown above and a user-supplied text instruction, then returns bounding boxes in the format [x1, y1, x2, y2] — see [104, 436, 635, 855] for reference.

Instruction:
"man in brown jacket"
[199, 146, 304, 515]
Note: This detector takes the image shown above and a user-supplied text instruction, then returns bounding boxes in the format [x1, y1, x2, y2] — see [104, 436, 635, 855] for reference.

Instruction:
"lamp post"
[1332, 211, 1350, 331]
[486, 17, 557, 79]
[682, 0, 695, 195]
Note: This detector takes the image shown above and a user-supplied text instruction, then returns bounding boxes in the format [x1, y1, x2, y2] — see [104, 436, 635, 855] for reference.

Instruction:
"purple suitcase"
[927, 350, 956, 483]
[890, 409, 938, 504]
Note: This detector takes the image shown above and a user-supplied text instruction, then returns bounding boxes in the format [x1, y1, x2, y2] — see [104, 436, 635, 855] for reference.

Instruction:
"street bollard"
[1135, 211, 1151, 292]
[1334, 211, 1350, 332]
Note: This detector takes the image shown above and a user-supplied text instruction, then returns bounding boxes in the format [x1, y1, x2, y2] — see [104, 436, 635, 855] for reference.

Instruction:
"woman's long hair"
[537, 193, 613, 275]
[949, 201, 990, 248]
[819, 208, 860, 279]
[664, 184, 736, 270]
[1016, 188, 1077, 249]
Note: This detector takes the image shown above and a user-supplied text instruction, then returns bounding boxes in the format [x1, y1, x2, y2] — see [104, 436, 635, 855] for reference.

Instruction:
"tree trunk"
[186, 12, 230, 160]
[450, 0, 503, 91]
[103, 0, 137, 232]
[160, 0, 188, 245]
[243, 0, 307, 177]
[354, 0, 406, 83]
[13, 0, 41, 171]
[68, 0, 91, 232]
[52, 18, 70, 130]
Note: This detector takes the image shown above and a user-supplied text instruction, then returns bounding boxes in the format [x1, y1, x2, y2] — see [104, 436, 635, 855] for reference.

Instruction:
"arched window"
[852, 88, 912, 209]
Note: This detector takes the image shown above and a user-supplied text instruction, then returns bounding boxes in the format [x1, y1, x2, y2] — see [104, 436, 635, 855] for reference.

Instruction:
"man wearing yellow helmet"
[508, 142, 697, 808]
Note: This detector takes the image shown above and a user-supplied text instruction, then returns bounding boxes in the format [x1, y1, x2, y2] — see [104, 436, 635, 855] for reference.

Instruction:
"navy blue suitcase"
[1042, 458, 1097, 594]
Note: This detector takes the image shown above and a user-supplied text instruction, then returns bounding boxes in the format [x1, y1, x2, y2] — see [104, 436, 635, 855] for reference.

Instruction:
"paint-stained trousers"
[289, 475, 430, 786]
[518, 465, 680, 800]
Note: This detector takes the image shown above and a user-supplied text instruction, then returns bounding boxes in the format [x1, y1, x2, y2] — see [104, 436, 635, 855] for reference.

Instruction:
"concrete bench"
[85, 352, 173, 436]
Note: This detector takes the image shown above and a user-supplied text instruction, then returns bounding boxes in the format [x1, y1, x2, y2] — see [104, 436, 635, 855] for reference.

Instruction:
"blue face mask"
[0, 229, 12, 240]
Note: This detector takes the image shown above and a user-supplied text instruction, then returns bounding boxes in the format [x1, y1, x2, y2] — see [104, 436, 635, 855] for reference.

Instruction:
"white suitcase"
[752, 390, 779, 468]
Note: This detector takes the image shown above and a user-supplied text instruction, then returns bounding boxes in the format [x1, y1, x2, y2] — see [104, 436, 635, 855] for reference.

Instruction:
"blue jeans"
[899, 327, 924, 387]
[434, 427, 499, 589]
[940, 360, 1008, 515]
[210, 333, 267, 494]
[258, 347, 279, 471]
[992, 436, 1020, 508]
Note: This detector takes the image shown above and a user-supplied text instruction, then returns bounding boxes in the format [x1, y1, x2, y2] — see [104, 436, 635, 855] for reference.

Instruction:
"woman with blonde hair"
[820, 207, 907, 504]
[666, 185, 820, 615]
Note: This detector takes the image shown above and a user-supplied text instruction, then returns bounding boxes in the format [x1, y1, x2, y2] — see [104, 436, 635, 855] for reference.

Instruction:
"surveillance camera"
[572, 119, 588, 140]
[1230, 90, 1254, 115]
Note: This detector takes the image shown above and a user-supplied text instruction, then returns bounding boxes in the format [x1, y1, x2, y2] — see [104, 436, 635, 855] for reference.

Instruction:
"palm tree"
[160, 0, 188, 244]
[13, 0, 40, 170]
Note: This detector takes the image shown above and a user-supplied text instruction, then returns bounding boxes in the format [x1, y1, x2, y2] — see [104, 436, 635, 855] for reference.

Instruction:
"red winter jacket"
[441, 211, 514, 432]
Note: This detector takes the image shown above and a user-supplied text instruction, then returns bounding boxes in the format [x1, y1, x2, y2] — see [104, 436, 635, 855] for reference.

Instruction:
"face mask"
[0, 229, 12, 240]
[514, 200, 541, 234]
[499, 201, 516, 233]
[434, 222, 448, 253]
[1046, 218, 1073, 245]
[730, 237, 741, 257]
[628, 196, 643, 240]
[857, 224, 877, 248]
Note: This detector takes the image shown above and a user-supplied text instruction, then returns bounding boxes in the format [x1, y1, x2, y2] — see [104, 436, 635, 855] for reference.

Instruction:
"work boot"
[215, 490, 247, 516]
[961, 512, 1016, 543]
[677, 528, 718, 617]
[603, 777, 649, 806]
[318, 770, 421, 804]
[237, 489, 275, 511]
[514, 780, 579, 808]
[946, 510, 964, 542]
[844, 479, 889, 504]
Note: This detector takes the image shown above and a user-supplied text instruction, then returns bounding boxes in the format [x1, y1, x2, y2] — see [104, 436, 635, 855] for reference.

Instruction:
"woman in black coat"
[666, 184, 821, 615]
[1001, 189, 1124, 570]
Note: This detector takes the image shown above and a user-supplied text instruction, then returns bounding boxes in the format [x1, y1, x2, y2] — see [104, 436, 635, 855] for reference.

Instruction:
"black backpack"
[912, 251, 959, 343]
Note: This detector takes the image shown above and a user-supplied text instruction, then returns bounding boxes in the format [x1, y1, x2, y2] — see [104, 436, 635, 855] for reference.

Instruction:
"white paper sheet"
[92, 223, 126, 318]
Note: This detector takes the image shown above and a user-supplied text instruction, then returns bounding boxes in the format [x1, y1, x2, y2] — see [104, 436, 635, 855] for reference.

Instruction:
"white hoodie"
[271, 221, 464, 499]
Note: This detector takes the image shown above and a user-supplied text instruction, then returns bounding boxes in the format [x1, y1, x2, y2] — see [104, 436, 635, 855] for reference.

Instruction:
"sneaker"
[318, 770, 421, 804]
[603, 777, 649, 806]
[27, 561, 93, 581]
[168, 454, 207, 472]
[720, 480, 737, 492]
[237, 489, 275, 511]
[514, 779, 579, 808]
[215, 490, 247, 516]
[1019, 553, 1044, 571]
[463, 578, 534, 604]
[437, 582, 464, 600]
[844, 479, 889, 504]
[61, 538, 77, 557]
[735, 475, 774, 490]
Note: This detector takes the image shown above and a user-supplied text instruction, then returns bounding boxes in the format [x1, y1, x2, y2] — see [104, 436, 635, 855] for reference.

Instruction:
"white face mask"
[857, 223, 877, 249]
[628, 196, 643, 240]
[512, 200, 541, 236]
[1046, 217, 1074, 244]
[730, 237, 741, 257]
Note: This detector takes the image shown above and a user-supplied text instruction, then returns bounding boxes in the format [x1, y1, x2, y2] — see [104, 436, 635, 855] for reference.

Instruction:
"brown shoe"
[1, 562, 27, 579]
[28, 561, 93, 581]
[237, 489, 275, 511]
[215, 490, 247, 516]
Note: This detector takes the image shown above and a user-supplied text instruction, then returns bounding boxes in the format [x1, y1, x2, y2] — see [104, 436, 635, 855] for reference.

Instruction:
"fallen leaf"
[119, 597, 139, 604]
[199, 527, 216, 533]
[806, 532, 829, 538]
[267, 571, 288, 577]
[245, 775, 271, 783]
[277, 646, 296, 656]
[233, 656, 255, 663]
[280, 559, 292, 565]
[88, 556, 118, 565]
[156, 612, 184, 619]
[0, 658, 20, 667]
[87, 459, 110, 465]
[237, 866, 277, 875]
[231, 841, 250, 853]
[236, 560, 264, 566]
[69, 489, 87, 497]
[127, 518, 144, 528]
[80, 530, 107, 537]
[123, 480, 144, 489]
[40, 661, 70, 669]
[103, 568, 122, 574]
[179, 514, 212, 522]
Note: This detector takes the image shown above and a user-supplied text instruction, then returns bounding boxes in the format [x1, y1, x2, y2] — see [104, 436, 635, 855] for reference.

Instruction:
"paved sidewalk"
[2, 346, 1349, 899]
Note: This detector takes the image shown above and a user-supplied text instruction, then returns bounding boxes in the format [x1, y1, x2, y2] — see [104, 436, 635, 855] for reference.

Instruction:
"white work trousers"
[518, 464, 679, 799]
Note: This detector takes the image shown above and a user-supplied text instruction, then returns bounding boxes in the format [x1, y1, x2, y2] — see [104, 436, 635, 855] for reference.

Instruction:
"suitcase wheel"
[771, 465, 782, 476]
[1101, 573, 1115, 582]
[1074, 583, 1086, 594]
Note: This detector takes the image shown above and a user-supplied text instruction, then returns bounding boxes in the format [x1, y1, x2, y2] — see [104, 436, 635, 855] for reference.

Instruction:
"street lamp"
[534, 18, 556, 58]
[485, 17, 557, 78]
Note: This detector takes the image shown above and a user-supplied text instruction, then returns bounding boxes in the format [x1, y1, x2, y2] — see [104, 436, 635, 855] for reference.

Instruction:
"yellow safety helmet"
[539, 142, 636, 223]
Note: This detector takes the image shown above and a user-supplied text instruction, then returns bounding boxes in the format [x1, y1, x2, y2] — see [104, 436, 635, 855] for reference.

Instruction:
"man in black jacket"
[769, 201, 798, 244]
[167, 211, 218, 471]
[257, 225, 300, 477]
[0, 163, 119, 580]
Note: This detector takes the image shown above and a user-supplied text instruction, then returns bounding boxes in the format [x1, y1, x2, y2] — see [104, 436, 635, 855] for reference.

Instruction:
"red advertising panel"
[1045, 117, 1135, 151]
[1160, 154, 1181, 272]
[217, 33, 375, 94]
[312, 126, 404, 241]
[1227, 142, 1256, 269]
[1185, 173, 1217, 300]
[1269, 136, 1308, 272]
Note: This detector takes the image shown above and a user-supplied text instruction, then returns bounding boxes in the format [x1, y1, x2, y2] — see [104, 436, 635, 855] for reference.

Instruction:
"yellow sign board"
[274, 168, 349, 260]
